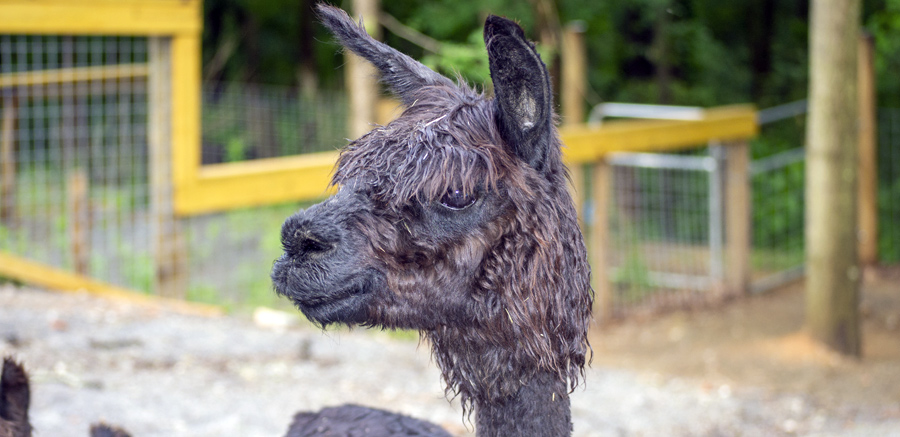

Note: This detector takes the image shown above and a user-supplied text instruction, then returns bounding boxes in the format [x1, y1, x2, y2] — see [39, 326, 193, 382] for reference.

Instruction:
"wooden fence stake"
[561, 21, 587, 126]
[68, 169, 90, 276]
[857, 32, 878, 267]
[1, 92, 16, 227]
[590, 160, 613, 322]
[725, 141, 751, 296]
[149, 37, 187, 298]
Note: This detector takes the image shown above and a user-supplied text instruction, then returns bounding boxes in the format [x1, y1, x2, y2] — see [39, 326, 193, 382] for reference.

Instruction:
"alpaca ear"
[317, 4, 455, 106]
[484, 15, 554, 172]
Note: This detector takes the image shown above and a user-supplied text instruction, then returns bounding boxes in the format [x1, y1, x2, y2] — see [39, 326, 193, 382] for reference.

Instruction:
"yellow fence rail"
[174, 104, 758, 215]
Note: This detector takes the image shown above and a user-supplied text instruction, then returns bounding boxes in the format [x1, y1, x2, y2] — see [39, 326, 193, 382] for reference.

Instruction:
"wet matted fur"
[272, 4, 592, 435]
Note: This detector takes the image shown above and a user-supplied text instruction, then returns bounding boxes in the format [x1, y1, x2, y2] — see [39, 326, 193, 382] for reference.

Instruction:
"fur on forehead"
[332, 84, 521, 209]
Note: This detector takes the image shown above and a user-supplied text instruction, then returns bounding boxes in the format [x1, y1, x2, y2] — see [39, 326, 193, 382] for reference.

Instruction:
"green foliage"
[200, 0, 897, 112]
[421, 30, 490, 86]
[878, 177, 900, 262]
[867, 0, 900, 106]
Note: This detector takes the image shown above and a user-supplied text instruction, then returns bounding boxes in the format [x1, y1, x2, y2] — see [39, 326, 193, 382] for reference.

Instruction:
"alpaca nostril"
[291, 228, 336, 256]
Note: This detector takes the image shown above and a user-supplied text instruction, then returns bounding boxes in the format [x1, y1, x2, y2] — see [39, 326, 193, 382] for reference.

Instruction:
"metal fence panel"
[1, 34, 153, 291]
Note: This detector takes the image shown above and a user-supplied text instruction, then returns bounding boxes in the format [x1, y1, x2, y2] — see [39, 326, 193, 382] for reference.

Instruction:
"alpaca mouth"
[272, 257, 379, 326]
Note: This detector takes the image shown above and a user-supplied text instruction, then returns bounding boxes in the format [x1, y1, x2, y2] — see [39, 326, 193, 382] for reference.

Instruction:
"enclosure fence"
[1, 2, 896, 319]
[0, 35, 153, 290]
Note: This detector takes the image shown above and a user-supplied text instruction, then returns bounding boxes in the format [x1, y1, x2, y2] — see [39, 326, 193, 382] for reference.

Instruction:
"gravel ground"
[1, 284, 898, 436]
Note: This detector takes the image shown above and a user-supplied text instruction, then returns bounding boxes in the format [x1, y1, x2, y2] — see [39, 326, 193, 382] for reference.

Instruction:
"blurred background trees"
[200, 0, 899, 109]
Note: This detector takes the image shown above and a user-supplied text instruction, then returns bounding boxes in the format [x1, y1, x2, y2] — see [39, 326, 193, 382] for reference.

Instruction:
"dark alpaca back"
[89, 423, 133, 437]
[285, 404, 451, 437]
[0, 357, 31, 437]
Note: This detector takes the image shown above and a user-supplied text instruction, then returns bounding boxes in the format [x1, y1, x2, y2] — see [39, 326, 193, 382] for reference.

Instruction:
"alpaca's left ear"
[484, 15, 554, 173]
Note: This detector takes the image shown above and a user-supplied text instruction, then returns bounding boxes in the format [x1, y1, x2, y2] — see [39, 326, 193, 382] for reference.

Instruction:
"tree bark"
[805, 0, 862, 357]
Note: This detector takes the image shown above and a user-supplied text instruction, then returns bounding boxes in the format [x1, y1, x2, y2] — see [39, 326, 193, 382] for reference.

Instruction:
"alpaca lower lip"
[293, 288, 371, 326]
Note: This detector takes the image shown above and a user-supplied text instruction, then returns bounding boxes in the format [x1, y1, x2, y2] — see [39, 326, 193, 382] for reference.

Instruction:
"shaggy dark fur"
[88, 423, 133, 437]
[272, 5, 592, 435]
[286, 404, 451, 436]
[0, 358, 31, 437]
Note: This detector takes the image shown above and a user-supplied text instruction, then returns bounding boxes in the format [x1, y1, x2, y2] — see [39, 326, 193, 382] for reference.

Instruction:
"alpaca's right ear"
[484, 15, 554, 173]
[317, 4, 454, 107]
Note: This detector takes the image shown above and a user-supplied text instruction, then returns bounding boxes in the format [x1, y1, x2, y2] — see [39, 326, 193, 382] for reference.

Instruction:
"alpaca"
[0, 358, 31, 437]
[272, 5, 592, 436]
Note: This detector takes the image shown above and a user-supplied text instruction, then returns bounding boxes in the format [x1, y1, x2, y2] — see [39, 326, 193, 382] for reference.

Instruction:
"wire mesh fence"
[0, 34, 154, 290]
[878, 107, 900, 264]
[0, 31, 345, 306]
[605, 151, 720, 314]
[185, 84, 348, 308]
[2, 43, 898, 312]
[201, 83, 347, 164]
[749, 112, 807, 291]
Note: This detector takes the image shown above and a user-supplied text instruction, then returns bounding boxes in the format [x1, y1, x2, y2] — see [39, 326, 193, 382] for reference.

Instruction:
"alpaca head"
[272, 5, 592, 408]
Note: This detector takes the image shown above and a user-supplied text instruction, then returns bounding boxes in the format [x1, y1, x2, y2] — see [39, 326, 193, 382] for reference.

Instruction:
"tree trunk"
[805, 0, 862, 357]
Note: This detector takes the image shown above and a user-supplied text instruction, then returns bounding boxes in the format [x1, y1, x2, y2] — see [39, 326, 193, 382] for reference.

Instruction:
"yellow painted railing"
[174, 104, 758, 215]
[561, 105, 758, 162]
[0, 64, 150, 88]
[0, 251, 222, 316]
[0, 0, 200, 35]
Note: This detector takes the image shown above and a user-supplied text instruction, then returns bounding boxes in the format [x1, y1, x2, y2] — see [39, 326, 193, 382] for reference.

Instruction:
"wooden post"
[561, 21, 587, 126]
[725, 141, 751, 296]
[68, 169, 90, 276]
[1, 92, 16, 227]
[561, 21, 587, 226]
[590, 160, 613, 322]
[857, 32, 878, 267]
[149, 37, 187, 298]
[805, 0, 861, 357]
[346, 0, 381, 138]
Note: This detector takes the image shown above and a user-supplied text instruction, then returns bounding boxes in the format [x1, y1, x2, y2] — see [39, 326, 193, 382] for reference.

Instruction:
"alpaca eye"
[439, 189, 476, 210]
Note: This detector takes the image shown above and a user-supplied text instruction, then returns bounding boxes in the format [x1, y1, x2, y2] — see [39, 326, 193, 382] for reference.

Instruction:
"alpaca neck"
[475, 370, 571, 436]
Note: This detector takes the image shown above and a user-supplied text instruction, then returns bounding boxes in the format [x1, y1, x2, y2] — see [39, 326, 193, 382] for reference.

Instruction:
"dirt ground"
[591, 265, 900, 432]
[1, 267, 899, 436]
